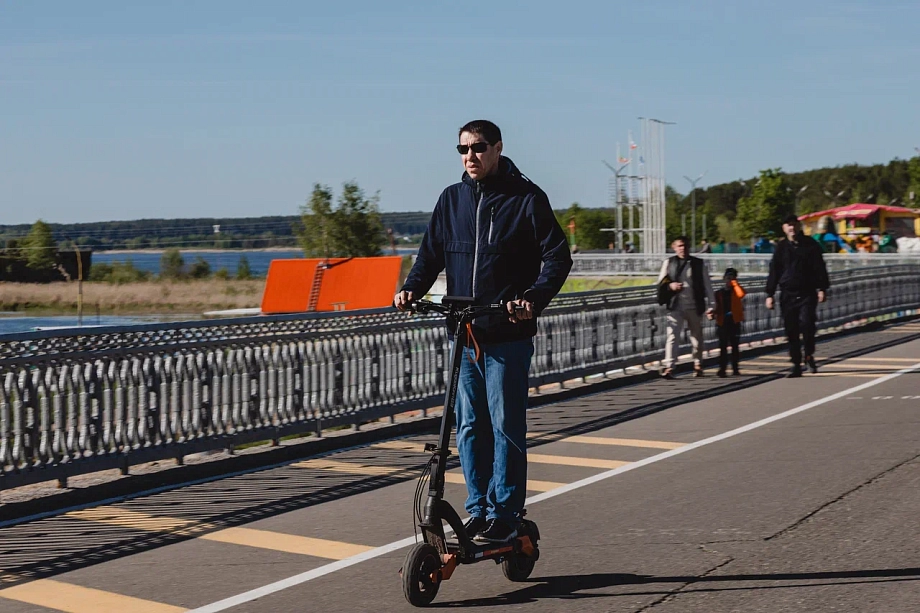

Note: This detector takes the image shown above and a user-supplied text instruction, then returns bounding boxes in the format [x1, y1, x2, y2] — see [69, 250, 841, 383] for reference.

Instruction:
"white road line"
[186, 359, 920, 613]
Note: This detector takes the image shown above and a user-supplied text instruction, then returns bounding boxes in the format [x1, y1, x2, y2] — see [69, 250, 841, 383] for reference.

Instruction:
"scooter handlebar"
[397, 299, 513, 318]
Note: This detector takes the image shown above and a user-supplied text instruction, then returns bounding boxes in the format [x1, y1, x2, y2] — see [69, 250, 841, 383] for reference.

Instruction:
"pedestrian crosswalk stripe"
[67, 507, 211, 535]
[68, 507, 374, 560]
[845, 357, 920, 362]
[816, 363, 901, 371]
[371, 440, 455, 454]
[564, 436, 684, 450]
[0, 578, 186, 613]
[739, 369, 882, 378]
[200, 527, 373, 560]
[527, 454, 628, 469]
[443, 471, 564, 492]
[292, 458, 404, 475]
[808, 373, 884, 378]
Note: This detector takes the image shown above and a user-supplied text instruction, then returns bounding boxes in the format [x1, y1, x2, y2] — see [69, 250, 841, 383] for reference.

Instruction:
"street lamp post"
[683, 171, 706, 249]
[824, 189, 846, 206]
[795, 185, 808, 213]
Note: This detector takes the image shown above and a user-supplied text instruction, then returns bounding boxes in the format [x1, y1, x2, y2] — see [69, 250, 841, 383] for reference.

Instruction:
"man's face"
[783, 222, 800, 240]
[459, 131, 502, 180]
[672, 240, 687, 258]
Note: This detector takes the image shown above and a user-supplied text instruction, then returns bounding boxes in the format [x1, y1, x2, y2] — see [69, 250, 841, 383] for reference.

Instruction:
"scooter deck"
[443, 533, 536, 564]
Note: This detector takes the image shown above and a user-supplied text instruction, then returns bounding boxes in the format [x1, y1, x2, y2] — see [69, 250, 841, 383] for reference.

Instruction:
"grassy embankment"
[0, 279, 265, 316]
[0, 276, 656, 316]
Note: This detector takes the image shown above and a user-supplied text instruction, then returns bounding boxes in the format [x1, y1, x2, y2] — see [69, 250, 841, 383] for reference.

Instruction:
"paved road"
[1, 321, 920, 612]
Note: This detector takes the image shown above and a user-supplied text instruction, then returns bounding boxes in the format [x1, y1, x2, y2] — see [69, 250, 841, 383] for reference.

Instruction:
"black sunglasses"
[456, 142, 490, 155]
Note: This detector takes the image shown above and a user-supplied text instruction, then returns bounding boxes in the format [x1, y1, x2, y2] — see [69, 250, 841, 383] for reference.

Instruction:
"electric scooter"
[398, 296, 540, 607]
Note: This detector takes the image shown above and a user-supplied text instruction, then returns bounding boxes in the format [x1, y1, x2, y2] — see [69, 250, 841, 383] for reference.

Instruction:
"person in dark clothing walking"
[714, 267, 745, 377]
[395, 120, 572, 544]
[765, 214, 830, 377]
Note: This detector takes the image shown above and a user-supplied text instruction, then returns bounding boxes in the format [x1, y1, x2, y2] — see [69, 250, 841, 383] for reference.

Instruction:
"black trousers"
[718, 319, 741, 372]
[781, 292, 818, 365]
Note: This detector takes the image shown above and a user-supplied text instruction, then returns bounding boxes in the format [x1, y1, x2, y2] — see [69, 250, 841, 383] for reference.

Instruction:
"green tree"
[560, 203, 581, 248]
[735, 169, 795, 240]
[908, 156, 920, 208]
[160, 248, 185, 280]
[297, 181, 386, 257]
[236, 255, 253, 280]
[664, 185, 686, 243]
[575, 208, 616, 250]
[299, 184, 335, 257]
[188, 256, 211, 279]
[22, 220, 57, 273]
[330, 181, 386, 257]
[714, 214, 742, 245]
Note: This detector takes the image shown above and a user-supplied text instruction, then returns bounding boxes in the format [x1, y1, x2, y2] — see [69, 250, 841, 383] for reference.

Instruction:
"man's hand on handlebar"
[507, 299, 533, 323]
[394, 290, 414, 311]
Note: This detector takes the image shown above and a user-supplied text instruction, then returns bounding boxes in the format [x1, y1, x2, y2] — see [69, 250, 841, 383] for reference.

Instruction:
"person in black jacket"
[766, 214, 830, 377]
[394, 120, 572, 544]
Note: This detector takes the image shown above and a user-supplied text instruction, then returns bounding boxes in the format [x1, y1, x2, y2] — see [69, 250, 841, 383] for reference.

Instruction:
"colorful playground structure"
[799, 203, 920, 253]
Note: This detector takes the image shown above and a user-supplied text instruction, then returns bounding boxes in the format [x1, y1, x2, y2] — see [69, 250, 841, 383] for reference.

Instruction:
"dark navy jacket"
[765, 235, 830, 298]
[401, 157, 572, 343]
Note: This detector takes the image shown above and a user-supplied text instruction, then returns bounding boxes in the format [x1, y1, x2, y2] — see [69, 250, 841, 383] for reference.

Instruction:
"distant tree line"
[3, 156, 917, 258]
[0, 212, 432, 252]
[0, 220, 256, 284]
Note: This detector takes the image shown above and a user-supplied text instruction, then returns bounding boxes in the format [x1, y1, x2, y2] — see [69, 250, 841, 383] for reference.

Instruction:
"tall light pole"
[638, 117, 676, 254]
[602, 159, 630, 251]
[683, 171, 706, 249]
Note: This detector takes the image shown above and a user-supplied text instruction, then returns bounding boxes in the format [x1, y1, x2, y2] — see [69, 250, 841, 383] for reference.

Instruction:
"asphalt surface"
[1, 320, 920, 612]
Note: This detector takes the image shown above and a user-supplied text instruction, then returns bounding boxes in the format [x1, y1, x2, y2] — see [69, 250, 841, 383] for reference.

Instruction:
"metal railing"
[1, 266, 918, 488]
[571, 253, 920, 275]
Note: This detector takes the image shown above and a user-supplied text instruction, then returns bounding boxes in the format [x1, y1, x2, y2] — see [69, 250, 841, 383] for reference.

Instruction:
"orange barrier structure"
[260, 256, 403, 314]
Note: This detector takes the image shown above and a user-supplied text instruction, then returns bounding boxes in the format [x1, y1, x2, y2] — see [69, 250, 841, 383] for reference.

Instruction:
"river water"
[93, 248, 418, 276]
[1, 248, 419, 336]
[0, 314, 191, 336]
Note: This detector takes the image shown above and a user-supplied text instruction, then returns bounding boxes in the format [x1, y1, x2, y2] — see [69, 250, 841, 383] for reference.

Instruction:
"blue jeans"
[455, 338, 533, 524]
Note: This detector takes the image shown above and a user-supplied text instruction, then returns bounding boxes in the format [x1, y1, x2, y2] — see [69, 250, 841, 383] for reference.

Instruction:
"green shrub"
[89, 260, 151, 284]
[188, 257, 211, 279]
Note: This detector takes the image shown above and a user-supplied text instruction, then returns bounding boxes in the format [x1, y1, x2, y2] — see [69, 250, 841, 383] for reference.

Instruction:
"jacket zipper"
[472, 189, 483, 296]
[488, 204, 495, 244]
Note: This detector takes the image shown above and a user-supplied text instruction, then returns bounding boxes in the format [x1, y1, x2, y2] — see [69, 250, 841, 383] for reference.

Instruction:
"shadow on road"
[432, 568, 920, 607]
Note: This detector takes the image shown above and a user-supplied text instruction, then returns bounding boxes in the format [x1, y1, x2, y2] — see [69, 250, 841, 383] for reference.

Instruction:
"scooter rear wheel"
[501, 551, 536, 582]
[402, 543, 442, 606]
[502, 520, 539, 582]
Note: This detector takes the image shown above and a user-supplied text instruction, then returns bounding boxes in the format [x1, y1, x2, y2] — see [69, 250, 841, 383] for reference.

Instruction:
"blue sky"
[2, 1, 918, 225]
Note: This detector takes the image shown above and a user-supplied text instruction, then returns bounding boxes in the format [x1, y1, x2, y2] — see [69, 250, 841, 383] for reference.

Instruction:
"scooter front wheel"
[402, 543, 442, 606]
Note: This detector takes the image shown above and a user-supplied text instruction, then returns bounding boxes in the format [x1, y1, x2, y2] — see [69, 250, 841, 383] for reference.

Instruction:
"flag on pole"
[618, 156, 630, 164]
[629, 131, 637, 149]
[639, 155, 645, 164]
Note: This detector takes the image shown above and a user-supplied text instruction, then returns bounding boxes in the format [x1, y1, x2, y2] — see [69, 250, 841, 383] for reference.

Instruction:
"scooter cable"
[412, 455, 435, 541]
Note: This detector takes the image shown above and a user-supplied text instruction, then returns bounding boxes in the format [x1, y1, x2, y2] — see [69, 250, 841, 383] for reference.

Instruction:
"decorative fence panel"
[1, 266, 918, 488]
